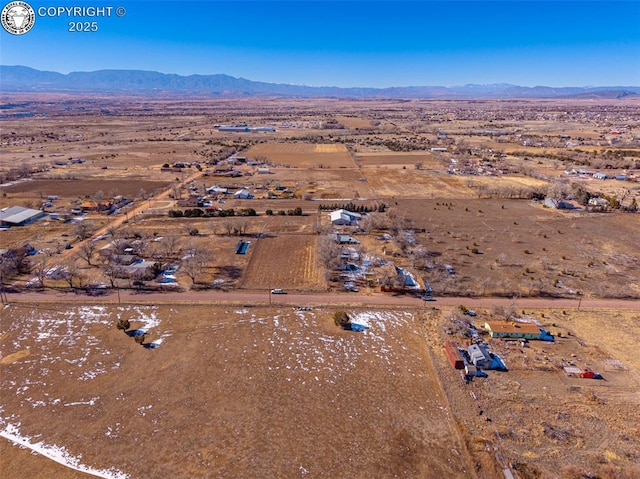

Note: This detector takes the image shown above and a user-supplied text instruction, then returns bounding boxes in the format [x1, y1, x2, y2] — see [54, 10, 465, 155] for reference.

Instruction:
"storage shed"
[444, 342, 465, 370]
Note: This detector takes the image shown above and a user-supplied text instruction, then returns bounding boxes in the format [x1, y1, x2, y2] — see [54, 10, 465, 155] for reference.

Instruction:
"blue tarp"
[349, 322, 369, 332]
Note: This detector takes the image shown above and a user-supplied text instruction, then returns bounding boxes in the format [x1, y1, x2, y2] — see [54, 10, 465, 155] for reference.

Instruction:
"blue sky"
[1, 1, 639, 87]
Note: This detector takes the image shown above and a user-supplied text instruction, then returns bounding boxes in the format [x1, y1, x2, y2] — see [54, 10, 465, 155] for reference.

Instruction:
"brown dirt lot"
[246, 143, 355, 168]
[240, 235, 324, 291]
[361, 168, 476, 199]
[390, 198, 640, 299]
[1, 304, 474, 479]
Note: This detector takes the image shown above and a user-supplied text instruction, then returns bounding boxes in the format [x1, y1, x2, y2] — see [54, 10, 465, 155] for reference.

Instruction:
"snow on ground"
[1, 305, 172, 478]
[248, 309, 424, 384]
[0, 423, 129, 479]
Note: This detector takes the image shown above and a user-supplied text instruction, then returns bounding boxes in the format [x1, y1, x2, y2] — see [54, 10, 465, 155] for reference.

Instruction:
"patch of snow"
[0, 423, 129, 479]
[64, 397, 99, 407]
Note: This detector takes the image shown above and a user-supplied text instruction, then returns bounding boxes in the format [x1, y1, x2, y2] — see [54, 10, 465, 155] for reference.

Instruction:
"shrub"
[334, 311, 350, 329]
[471, 248, 479, 254]
[116, 318, 130, 333]
[265, 209, 273, 216]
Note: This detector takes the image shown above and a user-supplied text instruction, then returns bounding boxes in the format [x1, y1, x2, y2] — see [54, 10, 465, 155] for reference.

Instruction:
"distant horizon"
[1, 1, 638, 88]
[3, 64, 639, 91]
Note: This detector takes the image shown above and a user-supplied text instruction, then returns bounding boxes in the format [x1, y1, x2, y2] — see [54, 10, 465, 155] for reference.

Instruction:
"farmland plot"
[240, 235, 324, 291]
[362, 167, 475, 199]
[246, 143, 355, 168]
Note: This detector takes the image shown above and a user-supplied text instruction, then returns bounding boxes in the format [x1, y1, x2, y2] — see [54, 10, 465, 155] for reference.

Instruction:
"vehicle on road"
[271, 288, 286, 294]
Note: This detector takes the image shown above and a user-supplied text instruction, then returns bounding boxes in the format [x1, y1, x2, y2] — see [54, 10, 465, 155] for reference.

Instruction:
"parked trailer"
[445, 341, 465, 370]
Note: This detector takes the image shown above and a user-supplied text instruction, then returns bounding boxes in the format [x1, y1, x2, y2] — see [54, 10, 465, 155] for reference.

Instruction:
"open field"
[1, 95, 639, 478]
[245, 142, 355, 168]
[2, 300, 639, 478]
[1, 304, 474, 479]
[240, 235, 323, 291]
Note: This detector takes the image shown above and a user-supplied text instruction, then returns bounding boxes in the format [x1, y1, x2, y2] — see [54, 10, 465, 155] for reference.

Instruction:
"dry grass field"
[1, 304, 474, 479]
[390, 198, 640, 299]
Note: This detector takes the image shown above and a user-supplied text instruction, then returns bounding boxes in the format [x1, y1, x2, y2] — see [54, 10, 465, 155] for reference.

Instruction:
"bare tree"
[74, 221, 96, 240]
[317, 235, 342, 271]
[181, 247, 211, 285]
[63, 262, 84, 289]
[77, 241, 98, 266]
[492, 302, 518, 321]
[237, 219, 249, 236]
[222, 219, 235, 236]
[161, 234, 180, 259]
[30, 255, 50, 288]
[101, 259, 124, 288]
[359, 213, 390, 233]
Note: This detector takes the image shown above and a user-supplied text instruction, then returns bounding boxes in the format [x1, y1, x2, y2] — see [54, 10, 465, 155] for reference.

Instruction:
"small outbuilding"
[467, 344, 492, 369]
[234, 188, 252, 199]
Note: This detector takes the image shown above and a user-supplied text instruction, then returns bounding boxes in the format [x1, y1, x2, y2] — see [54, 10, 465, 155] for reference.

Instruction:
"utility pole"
[577, 291, 583, 311]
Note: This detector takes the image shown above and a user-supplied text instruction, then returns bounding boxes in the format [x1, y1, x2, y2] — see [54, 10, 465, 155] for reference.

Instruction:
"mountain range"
[1, 65, 638, 99]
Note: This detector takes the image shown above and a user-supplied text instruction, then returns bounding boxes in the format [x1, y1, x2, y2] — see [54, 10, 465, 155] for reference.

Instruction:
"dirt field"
[390, 198, 640, 299]
[246, 143, 355, 168]
[1, 304, 474, 479]
[240, 235, 324, 291]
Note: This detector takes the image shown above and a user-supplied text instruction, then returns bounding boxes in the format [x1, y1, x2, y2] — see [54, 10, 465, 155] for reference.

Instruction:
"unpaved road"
[5, 289, 639, 310]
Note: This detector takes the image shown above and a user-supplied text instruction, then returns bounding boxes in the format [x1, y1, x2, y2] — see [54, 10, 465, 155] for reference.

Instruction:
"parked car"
[271, 288, 286, 294]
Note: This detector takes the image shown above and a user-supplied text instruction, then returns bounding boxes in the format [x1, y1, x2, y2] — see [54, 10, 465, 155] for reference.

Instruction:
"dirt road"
[5, 289, 639, 310]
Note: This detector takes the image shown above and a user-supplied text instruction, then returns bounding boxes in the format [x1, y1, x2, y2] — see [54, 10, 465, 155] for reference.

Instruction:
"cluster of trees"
[0, 248, 32, 289]
[168, 207, 258, 218]
[265, 207, 302, 216]
[317, 202, 384, 213]
[0, 162, 49, 184]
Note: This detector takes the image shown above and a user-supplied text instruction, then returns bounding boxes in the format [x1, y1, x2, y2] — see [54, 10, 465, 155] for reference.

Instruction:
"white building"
[329, 209, 362, 226]
[234, 188, 251, 199]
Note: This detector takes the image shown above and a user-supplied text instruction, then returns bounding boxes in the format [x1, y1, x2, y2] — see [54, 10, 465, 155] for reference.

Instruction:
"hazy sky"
[1, 1, 639, 87]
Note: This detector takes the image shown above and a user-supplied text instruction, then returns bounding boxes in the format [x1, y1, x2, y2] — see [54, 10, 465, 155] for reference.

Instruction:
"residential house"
[329, 209, 362, 226]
